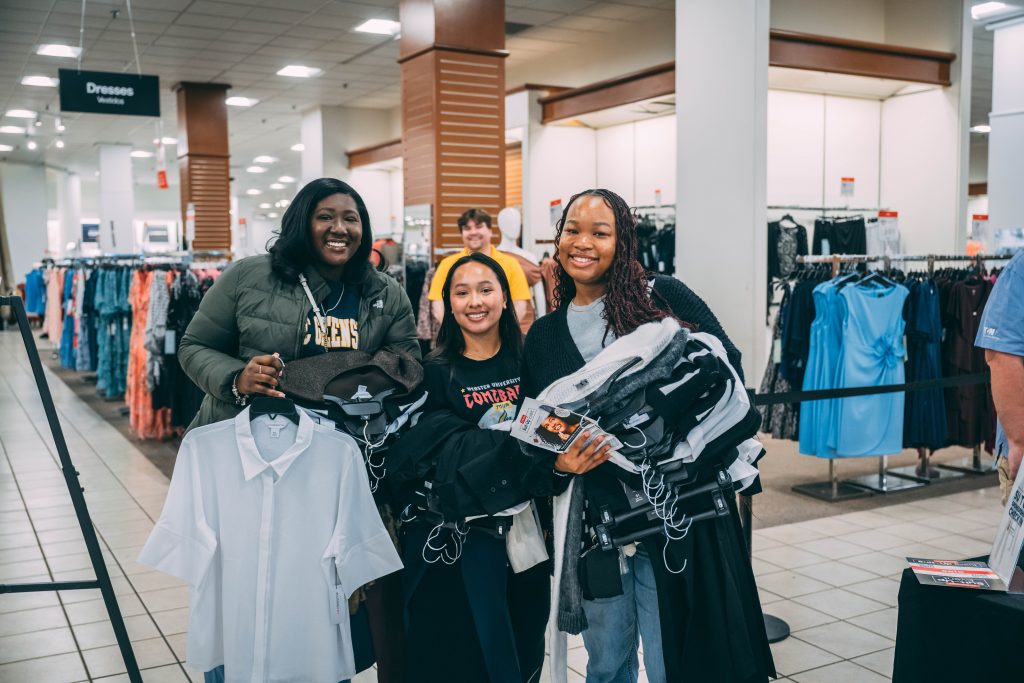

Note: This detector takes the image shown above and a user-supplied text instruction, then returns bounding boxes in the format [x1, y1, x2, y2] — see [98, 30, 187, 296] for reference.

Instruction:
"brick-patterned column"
[399, 0, 507, 256]
[174, 82, 231, 253]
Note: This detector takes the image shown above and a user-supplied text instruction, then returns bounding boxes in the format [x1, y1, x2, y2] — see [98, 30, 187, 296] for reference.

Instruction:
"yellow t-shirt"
[427, 246, 532, 301]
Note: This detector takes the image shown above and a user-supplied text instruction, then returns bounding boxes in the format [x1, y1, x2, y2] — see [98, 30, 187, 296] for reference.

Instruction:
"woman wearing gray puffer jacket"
[178, 177, 420, 431]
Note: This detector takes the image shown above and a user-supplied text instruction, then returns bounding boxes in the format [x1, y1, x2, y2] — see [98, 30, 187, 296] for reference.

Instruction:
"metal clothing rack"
[767, 205, 887, 213]
[790, 253, 1012, 500]
[0, 296, 142, 681]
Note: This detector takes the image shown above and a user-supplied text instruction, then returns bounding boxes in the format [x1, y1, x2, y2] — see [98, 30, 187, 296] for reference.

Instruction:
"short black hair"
[458, 208, 492, 231]
[268, 177, 373, 284]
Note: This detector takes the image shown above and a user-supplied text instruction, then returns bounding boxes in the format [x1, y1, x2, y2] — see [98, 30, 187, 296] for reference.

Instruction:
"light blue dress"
[799, 280, 845, 457]
[831, 281, 909, 456]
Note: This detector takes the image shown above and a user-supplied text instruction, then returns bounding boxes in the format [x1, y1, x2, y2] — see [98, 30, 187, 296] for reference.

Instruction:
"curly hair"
[552, 188, 680, 338]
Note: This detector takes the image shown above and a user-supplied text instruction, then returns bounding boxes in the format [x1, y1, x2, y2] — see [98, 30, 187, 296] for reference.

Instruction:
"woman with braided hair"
[520, 188, 749, 683]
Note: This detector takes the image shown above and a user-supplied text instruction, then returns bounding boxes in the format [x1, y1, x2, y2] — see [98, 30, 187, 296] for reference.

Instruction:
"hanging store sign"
[840, 177, 855, 197]
[549, 199, 563, 227]
[58, 69, 161, 117]
[81, 223, 99, 243]
[971, 214, 989, 239]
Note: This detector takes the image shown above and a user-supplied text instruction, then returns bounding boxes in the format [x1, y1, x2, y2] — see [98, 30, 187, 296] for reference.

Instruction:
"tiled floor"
[0, 330, 1005, 682]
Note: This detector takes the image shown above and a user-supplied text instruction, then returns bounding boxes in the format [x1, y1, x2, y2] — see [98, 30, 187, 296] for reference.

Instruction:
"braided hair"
[553, 188, 680, 338]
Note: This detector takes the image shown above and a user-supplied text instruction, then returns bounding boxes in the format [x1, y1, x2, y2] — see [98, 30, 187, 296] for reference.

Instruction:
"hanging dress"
[831, 281, 909, 456]
[798, 280, 844, 457]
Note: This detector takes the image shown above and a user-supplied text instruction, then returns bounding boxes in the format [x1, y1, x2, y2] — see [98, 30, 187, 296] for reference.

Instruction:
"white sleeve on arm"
[137, 438, 218, 587]
[328, 438, 403, 599]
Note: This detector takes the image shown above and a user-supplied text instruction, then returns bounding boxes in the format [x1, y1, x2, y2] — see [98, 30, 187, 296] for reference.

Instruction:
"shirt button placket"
[252, 475, 275, 682]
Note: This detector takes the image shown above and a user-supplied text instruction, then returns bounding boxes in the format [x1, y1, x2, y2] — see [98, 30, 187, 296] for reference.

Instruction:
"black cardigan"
[519, 274, 775, 683]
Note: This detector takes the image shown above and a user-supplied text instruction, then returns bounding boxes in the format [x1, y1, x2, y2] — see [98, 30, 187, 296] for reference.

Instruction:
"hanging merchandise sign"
[156, 140, 169, 189]
[185, 203, 196, 247]
[58, 69, 160, 117]
[549, 199, 563, 227]
[971, 214, 989, 239]
[840, 177, 855, 197]
[81, 223, 99, 243]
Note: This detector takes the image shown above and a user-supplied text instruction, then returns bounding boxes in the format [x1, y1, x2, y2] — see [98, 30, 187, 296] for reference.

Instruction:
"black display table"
[893, 566, 1024, 682]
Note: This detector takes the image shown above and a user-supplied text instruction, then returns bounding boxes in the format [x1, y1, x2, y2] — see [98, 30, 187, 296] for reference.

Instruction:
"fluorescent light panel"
[226, 96, 258, 107]
[290, 143, 304, 152]
[970, 124, 992, 133]
[153, 137, 177, 145]
[277, 65, 321, 78]
[246, 189, 262, 195]
[354, 19, 401, 35]
[0, 126, 26, 134]
[37, 44, 81, 58]
[22, 75, 58, 87]
[253, 155, 277, 164]
[6, 109, 37, 119]
[130, 150, 153, 158]
[972, 2, 1008, 18]
[246, 166, 266, 173]
[278, 175, 295, 183]
[0, 144, 13, 152]
[270, 183, 285, 189]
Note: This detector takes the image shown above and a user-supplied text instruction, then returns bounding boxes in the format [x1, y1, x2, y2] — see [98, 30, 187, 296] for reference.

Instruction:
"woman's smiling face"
[310, 192, 363, 278]
[558, 195, 617, 288]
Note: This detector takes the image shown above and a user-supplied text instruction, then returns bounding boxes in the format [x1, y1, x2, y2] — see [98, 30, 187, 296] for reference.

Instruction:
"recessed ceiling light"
[55, 139, 65, 149]
[268, 212, 279, 218]
[259, 202, 271, 209]
[253, 155, 277, 164]
[0, 126, 26, 134]
[246, 188, 262, 196]
[0, 144, 13, 152]
[37, 44, 82, 58]
[970, 124, 992, 133]
[226, 96, 258, 107]
[270, 183, 285, 190]
[130, 150, 153, 158]
[279, 199, 290, 207]
[354, 19, 401, 36]
[246, 165, 266, 173]
[6, 109, 37, 119]
[277, 65, 322, 78]
[22, 75, 58, 87]
[278, 175, 295, 183]
[972, 2, 1008, 19]
[153, 137, 177, 145]
[290, 143, 304, 152]
[27, 140, 38, 150]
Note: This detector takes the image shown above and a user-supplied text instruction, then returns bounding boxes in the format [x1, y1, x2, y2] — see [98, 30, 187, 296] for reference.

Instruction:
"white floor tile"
[794, 621, 893, 659]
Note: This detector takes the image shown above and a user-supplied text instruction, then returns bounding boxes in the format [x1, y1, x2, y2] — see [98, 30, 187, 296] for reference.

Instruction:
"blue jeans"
[581, 546, 666, 683]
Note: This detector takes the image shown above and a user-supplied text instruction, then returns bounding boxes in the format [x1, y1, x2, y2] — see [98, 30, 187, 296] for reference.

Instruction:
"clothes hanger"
[249, 395, 299, 425]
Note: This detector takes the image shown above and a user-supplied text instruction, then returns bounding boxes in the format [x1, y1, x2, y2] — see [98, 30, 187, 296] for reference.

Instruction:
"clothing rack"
[768, 205, 887, 213]
[789, 253, 1009, 501]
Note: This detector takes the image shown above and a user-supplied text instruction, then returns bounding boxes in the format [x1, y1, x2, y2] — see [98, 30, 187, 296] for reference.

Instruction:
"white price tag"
[164, 330, 176, 355]
[773, 339, 782, 364]
[330, 584, 346, 625]
[840, 177, 855, 197]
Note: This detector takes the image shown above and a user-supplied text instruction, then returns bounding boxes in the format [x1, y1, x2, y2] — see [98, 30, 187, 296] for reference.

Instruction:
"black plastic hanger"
[249, 395, 299, 425]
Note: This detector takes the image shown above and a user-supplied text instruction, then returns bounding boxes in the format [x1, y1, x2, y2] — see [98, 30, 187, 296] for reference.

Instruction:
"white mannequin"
[497, 207, 546, 316]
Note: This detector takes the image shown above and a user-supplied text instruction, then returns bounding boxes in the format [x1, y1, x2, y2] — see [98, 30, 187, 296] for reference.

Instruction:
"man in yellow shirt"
[429, 208, 532, 326]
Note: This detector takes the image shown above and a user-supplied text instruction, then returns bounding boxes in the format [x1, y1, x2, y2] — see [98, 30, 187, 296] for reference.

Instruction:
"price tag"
[773, 339, 782, 364]
[971, 214, 988, 239]
[840, 177, 855, 197]
[164, 330, 176, 355]
[549, 199, 562, 227]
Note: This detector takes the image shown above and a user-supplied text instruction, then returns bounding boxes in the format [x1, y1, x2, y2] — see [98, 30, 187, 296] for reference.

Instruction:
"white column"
[56, 171, 82, 257]
[98, 144, 136, 253]
[0, 162, 49, 280]
[986, 16, 1024, 249]
[300, 106, 393, 186]
[675, 0, 770, 384]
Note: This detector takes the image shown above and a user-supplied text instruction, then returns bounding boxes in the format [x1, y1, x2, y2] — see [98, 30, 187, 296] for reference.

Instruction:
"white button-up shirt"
[138, 408, 402, 682]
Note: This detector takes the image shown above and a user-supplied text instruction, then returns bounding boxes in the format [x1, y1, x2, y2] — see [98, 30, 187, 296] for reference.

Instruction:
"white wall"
[987, 18, 1024, 246]
[348, 167, 403, 239]
[594, 115, 677, 207]
[1, 163, 50, 280]
[880, 87, 961, 254]
[771, 0, 886, 42]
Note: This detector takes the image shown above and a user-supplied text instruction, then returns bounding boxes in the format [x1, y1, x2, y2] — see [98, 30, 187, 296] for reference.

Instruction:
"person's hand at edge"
[236, 353, 286, 398]
[554, 431, 611, 475]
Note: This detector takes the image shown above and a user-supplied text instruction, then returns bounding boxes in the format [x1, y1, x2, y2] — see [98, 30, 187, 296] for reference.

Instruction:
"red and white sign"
[840, 177, 855, 197]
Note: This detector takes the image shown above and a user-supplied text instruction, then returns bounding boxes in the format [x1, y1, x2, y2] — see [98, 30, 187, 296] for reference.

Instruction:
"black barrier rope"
[750, 372, 990, 407]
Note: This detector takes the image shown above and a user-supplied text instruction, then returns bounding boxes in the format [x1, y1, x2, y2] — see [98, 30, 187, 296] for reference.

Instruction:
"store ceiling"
[0, 0, 674, 188]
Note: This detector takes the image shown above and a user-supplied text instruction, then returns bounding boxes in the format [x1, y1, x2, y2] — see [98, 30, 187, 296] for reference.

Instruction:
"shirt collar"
[459, 246, 497, 258]
[234, 407, 316, 480]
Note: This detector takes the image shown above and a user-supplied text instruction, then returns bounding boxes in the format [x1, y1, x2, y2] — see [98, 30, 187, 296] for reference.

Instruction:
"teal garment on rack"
[798, 280, 844, 457]
[95, 267, 132, 398]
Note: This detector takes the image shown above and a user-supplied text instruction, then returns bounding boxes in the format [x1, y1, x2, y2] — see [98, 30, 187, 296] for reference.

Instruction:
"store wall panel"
[823, 95, 881, 208]
[767, 90, 826, 208]
[525, 125, 596, 248]
[0, 163, 48, 281]
[596, 124, 636, 204]
[880, 87, 960, 254]
[348, 168, 395, 240]
[634, 116, 676, 207]
[771, 0, 886, 44]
